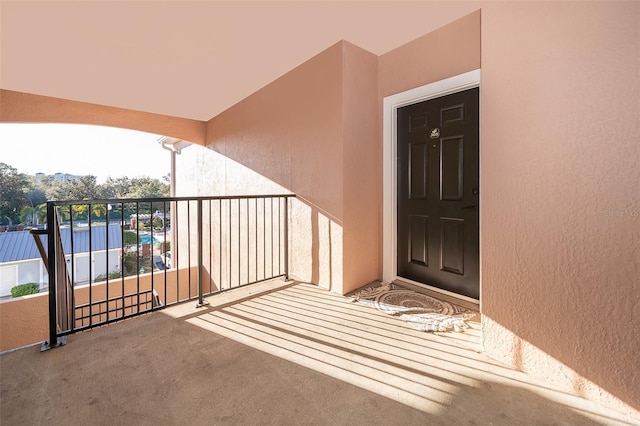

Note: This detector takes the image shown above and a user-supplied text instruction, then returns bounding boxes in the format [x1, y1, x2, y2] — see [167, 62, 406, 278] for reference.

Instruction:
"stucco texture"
[182, 41, 380, 295]
[480, 1, 639, 417]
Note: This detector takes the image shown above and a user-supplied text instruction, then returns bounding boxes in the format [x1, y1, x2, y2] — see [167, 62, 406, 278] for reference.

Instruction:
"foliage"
[35, 203, 47, 222]
[19, 202, 48, 225]
[95, 252, 140, 280]
[26, 188, 47, 206]
[72, 200, 108, 221]
[123, 230, 139, 246]
[46, 175, 105, 201]
[0, 163, 29, 225]
[94, 272, 123, 282]
[122, 252, 139, 276]
[1, 163, 170, 226]
[102, 177, 132, 198]
[125, 177, 170, 199]
[102, 176, 169, 199]
[11, 282, 40, 298]
[20, 206, 36, 224]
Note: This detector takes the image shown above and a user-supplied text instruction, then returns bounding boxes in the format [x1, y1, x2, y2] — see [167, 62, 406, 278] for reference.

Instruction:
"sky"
[0, 123, 171, 183]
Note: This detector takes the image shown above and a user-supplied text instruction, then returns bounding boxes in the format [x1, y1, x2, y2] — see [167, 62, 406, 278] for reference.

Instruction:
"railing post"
[284, 196, 289, 281]
[196, 199, 209, 307]
[42, 202, 65, 351]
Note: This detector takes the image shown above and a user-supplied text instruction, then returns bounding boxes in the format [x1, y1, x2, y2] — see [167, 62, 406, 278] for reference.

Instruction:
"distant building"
[35, 172, 83, 184]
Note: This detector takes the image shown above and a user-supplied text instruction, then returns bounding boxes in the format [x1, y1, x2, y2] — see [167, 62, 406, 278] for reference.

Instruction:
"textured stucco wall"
[481, 1, 639, 418]
[189, 42, 345, 290]
[378, 10, 481, 99]
[341, 42, 380, 293]
[0, 293, 48, 352]
[0, 89, 206, 144]
[204, 42, 344, 217]
[177, 41, 381, 294]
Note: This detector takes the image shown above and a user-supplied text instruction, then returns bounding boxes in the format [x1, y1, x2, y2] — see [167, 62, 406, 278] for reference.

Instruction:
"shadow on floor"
[1, 282, 636, 425]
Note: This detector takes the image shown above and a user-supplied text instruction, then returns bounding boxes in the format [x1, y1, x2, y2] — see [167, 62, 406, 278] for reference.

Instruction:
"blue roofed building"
[0, 224, 123, 298]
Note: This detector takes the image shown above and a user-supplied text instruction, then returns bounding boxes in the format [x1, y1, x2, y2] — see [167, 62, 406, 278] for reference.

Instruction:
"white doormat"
[350, 282, 476, 332]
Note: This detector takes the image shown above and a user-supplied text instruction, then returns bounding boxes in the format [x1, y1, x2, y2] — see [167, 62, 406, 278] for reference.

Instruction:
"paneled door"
[397, 87, 479, 299]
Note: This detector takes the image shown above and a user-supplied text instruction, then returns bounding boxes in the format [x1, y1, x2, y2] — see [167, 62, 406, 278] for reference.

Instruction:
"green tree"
[126, 177, 169, 199]
[34, 203, 47, 224]
[0, 163, 28, 225]
[25, 187, 47, 206]
[102, 176, 132, 198]
[46, 175, 105, 201]
[19, 206, 36, 225]
[123, 230, 139, 246]
[72, 200, 108, 221]
[101, 176, 169, 199]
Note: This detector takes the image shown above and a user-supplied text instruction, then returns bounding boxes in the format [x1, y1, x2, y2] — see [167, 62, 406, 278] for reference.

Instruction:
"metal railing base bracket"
[195, 300, 211, 308]
[40, 336, 67, 352]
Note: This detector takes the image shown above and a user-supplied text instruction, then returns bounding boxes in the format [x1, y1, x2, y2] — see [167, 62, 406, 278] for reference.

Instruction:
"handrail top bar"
[47, 194, 296, 206]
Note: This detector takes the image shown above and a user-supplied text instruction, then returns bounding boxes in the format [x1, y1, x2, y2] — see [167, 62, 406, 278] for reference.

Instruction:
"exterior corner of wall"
[340, 40, 381, 296]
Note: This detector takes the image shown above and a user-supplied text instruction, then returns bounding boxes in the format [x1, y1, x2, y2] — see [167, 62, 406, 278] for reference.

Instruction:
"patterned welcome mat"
[350, 282, 476, 332]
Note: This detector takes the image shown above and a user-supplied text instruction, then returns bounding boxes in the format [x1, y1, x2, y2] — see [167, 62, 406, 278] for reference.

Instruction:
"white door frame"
[382, 69, 481, 302]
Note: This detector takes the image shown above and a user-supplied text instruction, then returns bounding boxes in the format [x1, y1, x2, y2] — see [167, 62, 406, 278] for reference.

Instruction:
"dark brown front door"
[397, 87, 479, 299]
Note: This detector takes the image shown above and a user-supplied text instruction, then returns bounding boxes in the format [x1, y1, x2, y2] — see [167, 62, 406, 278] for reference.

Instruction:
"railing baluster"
[150, 201, 154, 305]
[254, 198, 258, 281]
[208, 199, 212, 295]
[104, 203, 109, 323]
[219, 200, 223, 292]
[263, 198, 266, 281]
[175, 200, 179, 303]
[284, 197, 289, 280]
[163, 200, 168, 306]
[196, 199, 208, 307]
[277, 198, 281, 275]
[271, 197, 274, 278]
[135, 202, 140, 314]
[187, 200, 191, 300]
[246, 198, 249, 285]
[228, 199, 232, 290]
[237, 198, 241, 288]
[120, 202, 125, 319]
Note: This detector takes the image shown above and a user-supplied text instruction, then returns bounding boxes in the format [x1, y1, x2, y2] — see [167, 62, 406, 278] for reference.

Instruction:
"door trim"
[382, 69, 481, 303]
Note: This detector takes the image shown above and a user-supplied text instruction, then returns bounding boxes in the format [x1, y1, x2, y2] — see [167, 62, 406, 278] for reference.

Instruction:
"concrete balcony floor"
[1, 281, 637, 425]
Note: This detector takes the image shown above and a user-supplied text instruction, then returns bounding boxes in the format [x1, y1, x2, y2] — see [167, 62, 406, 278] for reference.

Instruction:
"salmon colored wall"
[481, 2, 639, 418]
[201, 42, 344, 290]
[0, 293, 48, 352]
[379, 10, 481, 98]
[0, 89, 206, 145]
[342, 42, 380, 293]
[193, 41, 380, 294]
[205, 42, 344, 217]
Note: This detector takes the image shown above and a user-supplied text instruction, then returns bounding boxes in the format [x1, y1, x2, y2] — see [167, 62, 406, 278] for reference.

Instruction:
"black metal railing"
[40, 194, 294, 350]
